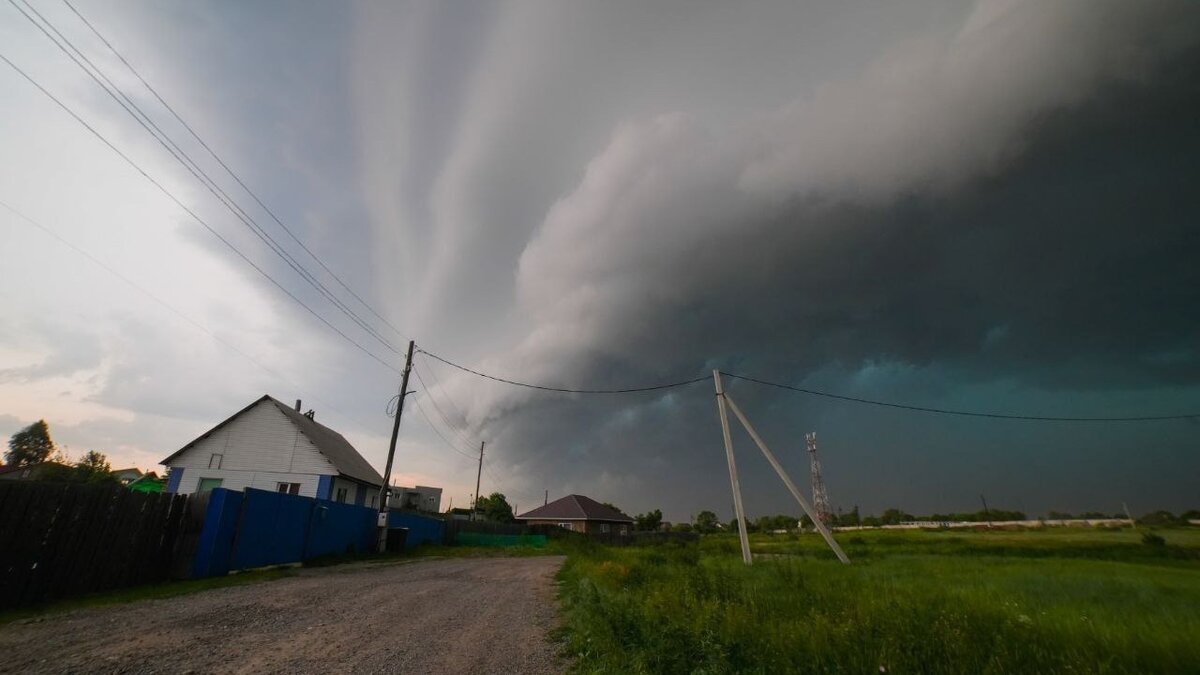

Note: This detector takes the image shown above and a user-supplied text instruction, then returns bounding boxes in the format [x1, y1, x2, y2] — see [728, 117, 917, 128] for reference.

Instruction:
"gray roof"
[516, 494, 634, 523]
[161, 395, 384, 487]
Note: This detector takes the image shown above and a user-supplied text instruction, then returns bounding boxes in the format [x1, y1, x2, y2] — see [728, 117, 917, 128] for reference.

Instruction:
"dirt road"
[0, 556, 568, 674]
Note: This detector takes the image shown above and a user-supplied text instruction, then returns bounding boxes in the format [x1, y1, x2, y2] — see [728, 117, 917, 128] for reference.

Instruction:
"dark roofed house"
[160, 395, 384, 508]
[516, 494, 634, 535]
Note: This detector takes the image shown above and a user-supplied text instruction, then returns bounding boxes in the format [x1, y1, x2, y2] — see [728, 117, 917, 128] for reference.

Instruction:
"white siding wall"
[166, 400, 337, 497]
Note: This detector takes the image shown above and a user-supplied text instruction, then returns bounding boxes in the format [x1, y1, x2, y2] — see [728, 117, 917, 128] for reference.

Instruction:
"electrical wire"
[417, 348, 710, 394]
[722, 372, 1200, 422]
[414, 349, 1198, 422]
[0, 198, 383, 432]
[411, 365, 476, 449]
[0, 50, 401, 374]
[60, 0, 407, 343]
[416, 352, 473, 425]
[9, 0, 401, 356]
[411, 394, 483, 460]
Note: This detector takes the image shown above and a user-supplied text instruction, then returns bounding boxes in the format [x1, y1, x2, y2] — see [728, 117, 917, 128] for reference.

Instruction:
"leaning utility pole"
[714, 371, 850, 565]
[377, 340, 415, 552]
[471, 441, 485, 521]
[713, 370, 752, 565]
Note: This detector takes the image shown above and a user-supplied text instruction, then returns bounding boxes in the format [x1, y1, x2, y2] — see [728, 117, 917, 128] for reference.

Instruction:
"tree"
[1138, 510, 1181, 527]
[474, 492, 515, 522]
[879, 508, 914, 525]
[6, 420, 55, 467]
[634, 509, 663, 531]
[836, 506, 861, 528]
[75, 450, 116, 483]
[693, 510, 720, 533]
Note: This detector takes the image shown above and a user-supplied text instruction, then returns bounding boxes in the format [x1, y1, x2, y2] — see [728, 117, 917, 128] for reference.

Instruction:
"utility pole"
[980, 494, 992, 528]
[713, 370, 752, 565]
[472, 441, 485, 521]
[377, 340, 415, 552]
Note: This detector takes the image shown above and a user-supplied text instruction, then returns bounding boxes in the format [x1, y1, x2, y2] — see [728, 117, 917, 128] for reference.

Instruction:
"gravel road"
[0, 556, 568, 674]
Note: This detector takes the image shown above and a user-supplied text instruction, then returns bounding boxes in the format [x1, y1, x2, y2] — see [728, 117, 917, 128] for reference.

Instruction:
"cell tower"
[806, 432, 833, 526]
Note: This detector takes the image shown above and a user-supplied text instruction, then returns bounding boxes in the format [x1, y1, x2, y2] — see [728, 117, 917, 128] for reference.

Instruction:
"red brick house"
[516, 494, 634, 535]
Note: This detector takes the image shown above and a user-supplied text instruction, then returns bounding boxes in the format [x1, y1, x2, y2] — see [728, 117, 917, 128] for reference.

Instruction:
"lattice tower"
[806, 432, 833, 526]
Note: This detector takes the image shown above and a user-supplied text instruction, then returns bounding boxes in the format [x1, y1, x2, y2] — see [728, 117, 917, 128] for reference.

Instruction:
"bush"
[1142, 531, 1166, 547]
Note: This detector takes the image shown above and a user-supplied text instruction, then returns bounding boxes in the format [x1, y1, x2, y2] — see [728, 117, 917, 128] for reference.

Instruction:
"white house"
[161, 395, 384, 507]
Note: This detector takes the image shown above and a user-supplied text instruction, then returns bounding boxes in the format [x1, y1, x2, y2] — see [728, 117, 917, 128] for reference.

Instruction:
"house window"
[336, 487, 348, 503]
[600, 523, 611, 534]
[277, 482, 300, 495]
[558, 522, 572, 530]
[197, 477, 223, 493]
[208, 454, 223, 469]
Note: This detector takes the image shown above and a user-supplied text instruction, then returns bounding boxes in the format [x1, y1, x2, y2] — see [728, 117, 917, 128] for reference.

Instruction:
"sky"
[1, 0, 1198, 523]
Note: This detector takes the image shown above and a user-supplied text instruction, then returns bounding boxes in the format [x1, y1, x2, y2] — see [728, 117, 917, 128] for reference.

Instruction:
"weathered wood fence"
[0, 481, 194, 609]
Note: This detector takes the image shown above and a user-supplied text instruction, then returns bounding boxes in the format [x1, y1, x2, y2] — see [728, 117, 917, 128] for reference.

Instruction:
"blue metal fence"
[192, 488, 391, 577]
[387, 511, 445, 549]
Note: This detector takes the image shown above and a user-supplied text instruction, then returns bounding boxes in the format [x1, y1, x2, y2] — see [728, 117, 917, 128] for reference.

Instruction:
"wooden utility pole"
[980, 494, 992, 528]
[377, 340, 415, 552]
[713, 370, 752, 565]
[722, 393, 850, 564]
[472, 441, 485, 521]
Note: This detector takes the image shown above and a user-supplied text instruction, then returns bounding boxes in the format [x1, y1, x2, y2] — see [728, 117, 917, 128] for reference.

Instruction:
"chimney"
[295, 399, 302, 412]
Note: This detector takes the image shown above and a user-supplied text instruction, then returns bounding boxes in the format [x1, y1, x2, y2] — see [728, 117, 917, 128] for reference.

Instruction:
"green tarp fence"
[455, 532, 547, 547]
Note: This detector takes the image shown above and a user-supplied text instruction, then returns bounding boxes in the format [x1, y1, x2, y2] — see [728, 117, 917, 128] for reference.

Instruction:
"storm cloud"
[2, 0, 1198, 520]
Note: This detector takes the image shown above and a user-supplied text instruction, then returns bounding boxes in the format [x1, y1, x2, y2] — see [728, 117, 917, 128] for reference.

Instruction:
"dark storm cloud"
[433, 0, 1200, 518]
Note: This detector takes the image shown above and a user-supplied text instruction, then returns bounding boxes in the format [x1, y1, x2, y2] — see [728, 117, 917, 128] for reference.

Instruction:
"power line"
[415, 348, 1197, 421]
[60, 0, 407, 342]
[410, 394, 482, 460]
[411, 365, 476, 449]
[416, 348, 710, 394]
[416, 352, 473, 425]
[0, 198, 381, 432]
[0, 49, 401, 374]
[722, 372, 1200, 422]
[9, 0, 401, 356]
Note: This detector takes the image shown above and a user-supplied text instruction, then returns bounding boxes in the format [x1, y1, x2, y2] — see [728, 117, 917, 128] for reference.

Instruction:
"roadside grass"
[0, 567, 296, 626]
[556, 528, 1200, 673]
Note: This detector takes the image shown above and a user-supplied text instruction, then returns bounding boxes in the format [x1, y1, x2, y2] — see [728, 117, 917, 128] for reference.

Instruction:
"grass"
[0, 566, 297, 625]
[555, 527, 1200, 674]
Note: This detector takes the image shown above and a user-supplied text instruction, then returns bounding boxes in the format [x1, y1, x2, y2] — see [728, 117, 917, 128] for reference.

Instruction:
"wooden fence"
[0, 481, 194, 609]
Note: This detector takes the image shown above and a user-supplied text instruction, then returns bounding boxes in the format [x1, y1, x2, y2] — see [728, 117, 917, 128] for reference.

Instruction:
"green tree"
[474, 492, 515, 522]
[634, 509, 663, 531]
[75, 450, 116, 483]
[879, 508, 914, 525]
[6, 420, 55, 466]
[1138, 510, 1181, 527]
[693, 510, 720, 533]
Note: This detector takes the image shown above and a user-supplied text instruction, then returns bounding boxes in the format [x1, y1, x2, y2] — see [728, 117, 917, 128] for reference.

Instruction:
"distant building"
[0, 462, 68, 481]
[111, 468, 143, 486]
[388, 485, 442, 512]
[516, 494, 634, 535]
[160, 395, 383, 507]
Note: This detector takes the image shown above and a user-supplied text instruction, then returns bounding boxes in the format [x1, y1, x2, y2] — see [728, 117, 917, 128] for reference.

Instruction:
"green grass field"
[556, 527, 1200, 674]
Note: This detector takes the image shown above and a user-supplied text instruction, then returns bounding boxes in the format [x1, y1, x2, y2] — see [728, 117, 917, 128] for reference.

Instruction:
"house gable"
[164, 398, 338, 496]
